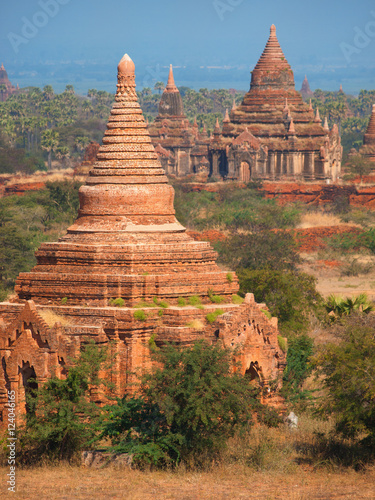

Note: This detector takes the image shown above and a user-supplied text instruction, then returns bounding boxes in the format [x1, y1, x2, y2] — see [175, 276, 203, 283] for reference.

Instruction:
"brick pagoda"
[0, 55, 286, 425]
[360, 104, 375, 163]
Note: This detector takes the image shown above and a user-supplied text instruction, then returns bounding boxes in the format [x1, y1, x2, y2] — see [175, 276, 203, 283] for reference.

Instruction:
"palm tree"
[154, 81, 165, 94]
[41, 129, 59, 170]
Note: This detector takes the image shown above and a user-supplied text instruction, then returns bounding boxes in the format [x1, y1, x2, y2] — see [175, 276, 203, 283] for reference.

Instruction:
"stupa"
[149, 65, 210, 175]
[0, 55, 285, 425]
[359, 104, 375, 163]
[300, 75, 314, 100]
[209, 25, 342, 181]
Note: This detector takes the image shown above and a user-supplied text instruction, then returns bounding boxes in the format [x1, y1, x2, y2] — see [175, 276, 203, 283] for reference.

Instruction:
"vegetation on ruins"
[18, 342, 109, 463]
[101, 341, 278, 468]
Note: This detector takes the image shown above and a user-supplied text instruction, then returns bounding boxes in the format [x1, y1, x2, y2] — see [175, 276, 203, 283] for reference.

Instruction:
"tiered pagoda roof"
[360, 104, 375, 162]
[220, 25, 335, 152]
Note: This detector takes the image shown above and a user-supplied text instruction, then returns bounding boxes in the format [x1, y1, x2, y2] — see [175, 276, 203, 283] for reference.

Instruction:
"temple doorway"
[240, 161, 251, 182]
[245, 361, 261, 382]
[18, 361, 38, 418]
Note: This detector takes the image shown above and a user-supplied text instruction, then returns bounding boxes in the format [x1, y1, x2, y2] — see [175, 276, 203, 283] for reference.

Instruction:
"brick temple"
[148, 65, 210, 176]
[152, 26, 342, 182]
[0, 54, 286, 425]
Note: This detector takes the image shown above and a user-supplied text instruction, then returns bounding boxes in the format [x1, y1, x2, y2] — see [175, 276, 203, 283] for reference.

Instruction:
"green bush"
[110, 297, 125, 307]
[61, 297, 68, 305]
[232, 294, 244, 305]
[177, 297, 187, 307]
[134, 310, 147, 321]
[18, 342, 108, 464]
[101, 341, 274, 468]
[206, 309, 224, 324]
[188, 295, 202, 307]
[208, 288, 224, 304]
[238, 268, 322, 334]
[226, 273, 233, 283]
[282, 334, 314, 399]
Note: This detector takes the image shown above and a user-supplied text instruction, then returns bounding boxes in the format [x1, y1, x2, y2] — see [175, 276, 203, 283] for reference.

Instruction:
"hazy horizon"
[1, 0, 375, 95]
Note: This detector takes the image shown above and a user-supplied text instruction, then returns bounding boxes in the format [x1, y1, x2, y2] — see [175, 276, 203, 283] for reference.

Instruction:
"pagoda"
[149, 65, 210, 175]
[300, 75, 314, 100]
[0, 55, 285, 424]
[360, 104, 375, 163]
[209, 25, 342, 181]
[0, 63, 17, 101]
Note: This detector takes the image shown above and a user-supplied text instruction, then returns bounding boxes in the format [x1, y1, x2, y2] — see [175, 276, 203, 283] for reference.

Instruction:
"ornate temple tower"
[149, 65, 210, 175]
[209, 25, 342, 181]
[0, 55, 285, 425]
[300, 75, 314, 100]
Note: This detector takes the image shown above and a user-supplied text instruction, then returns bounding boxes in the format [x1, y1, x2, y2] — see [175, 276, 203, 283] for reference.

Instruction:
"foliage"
[340, 258, 372, 277]
[231, 294, 244, 305]
[188, 295, 202, 307]
[314, 314, 375, 443]
[344, 155, 373, 182]
[177, 297, 187, 307]
[207, 288, 224, 304]
[109, 297, 125, 307]
[205, 309, 224, 323]
[282, 334, 314, 398]
[101, 341, 272, 468]
[18, 342, 109, 463]
[324, 293, 373, 319]
[134, 310, 147, 321]
[216, 230, 300, 272]
[238, 269, 321, 334]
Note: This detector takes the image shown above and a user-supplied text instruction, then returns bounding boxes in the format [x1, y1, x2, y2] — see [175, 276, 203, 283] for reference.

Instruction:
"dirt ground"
[2, 465, 375, 500]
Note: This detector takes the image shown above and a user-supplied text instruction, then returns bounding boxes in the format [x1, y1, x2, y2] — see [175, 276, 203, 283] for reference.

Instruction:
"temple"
[300, 75, 314, 100]
[0, 54, 286, 426]
[152, 26, 342, 182]
[0, 63, 18, 101]
[148, 65, 210, 175]
[359, 104, 375, 163]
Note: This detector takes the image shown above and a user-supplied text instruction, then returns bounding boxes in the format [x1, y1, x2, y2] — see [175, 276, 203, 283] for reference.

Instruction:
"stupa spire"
[288, 117, 296, 135]
[314, 108, 321, 123]
[232, 99, 237, 111]
[323, 117, 329, 132]
[0, 63, 4, 70]
[165, 64, 178, 93]
[223, 108, 230, 123]
[251, 24, 294, 91]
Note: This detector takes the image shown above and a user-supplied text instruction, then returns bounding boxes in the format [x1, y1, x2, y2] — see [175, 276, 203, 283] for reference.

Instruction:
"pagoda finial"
[283, 98, 289, 114]
[165, 64, 178, 93]
[116, 53, 136, 98]
[288, 117, 296, 135]
[214, 117, 221, 134]
[193, 116, 198, 127]
[314, 108, 321, 123]
[323, 117, 329, 132]
[309, 99, 313, 111]
[223, 108, 230, 123]
[232, 99, 236, 111]
[0, 63, 4, 70]
[270, 24, 276, 35]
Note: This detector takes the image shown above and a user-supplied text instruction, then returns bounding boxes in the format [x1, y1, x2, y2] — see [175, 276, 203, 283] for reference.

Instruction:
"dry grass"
[186, 319, 204, 330]
[37, 309, 70, 327]
[2, 463, 375, 499]
[297, 212, 346, 229]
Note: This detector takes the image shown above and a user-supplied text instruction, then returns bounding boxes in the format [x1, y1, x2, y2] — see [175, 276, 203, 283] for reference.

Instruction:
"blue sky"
[1, 0, 374, 93]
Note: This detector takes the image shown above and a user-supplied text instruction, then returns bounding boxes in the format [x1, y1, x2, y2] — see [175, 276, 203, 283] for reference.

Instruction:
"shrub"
[177, 297, 187, 307]
[188, 295, 202, 307]
[61, 297, 68, 305]
[101, 341, 272, 467]
[134, 310, 147, 321]
[232, 294, 244, 305]
[208, 288, 224, 304]
[314, 314, 375, 442]
[186, 319, 204, 330]
[238, 268, 322, 334]
[340, 258, 372, 277]
[110, 297, 125, 307]
[206, 309, 224, 324]
[277, 335, 287, 353]
[226, 273, 233, 283]
[18, 342, 108, 464]
[282, 334, 314, 398]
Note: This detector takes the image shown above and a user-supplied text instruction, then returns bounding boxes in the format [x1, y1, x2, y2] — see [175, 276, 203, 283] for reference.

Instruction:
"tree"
[324, 293, 373, 319]
[344, 154, 373, 184]
[154, 81, 165, 94]
[314, 314, 375, 443]
[238, 269, 321, 334]
[19, 342, 109, 463]
[41, 129, 59, 170]
[102, 341, 274, 467]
